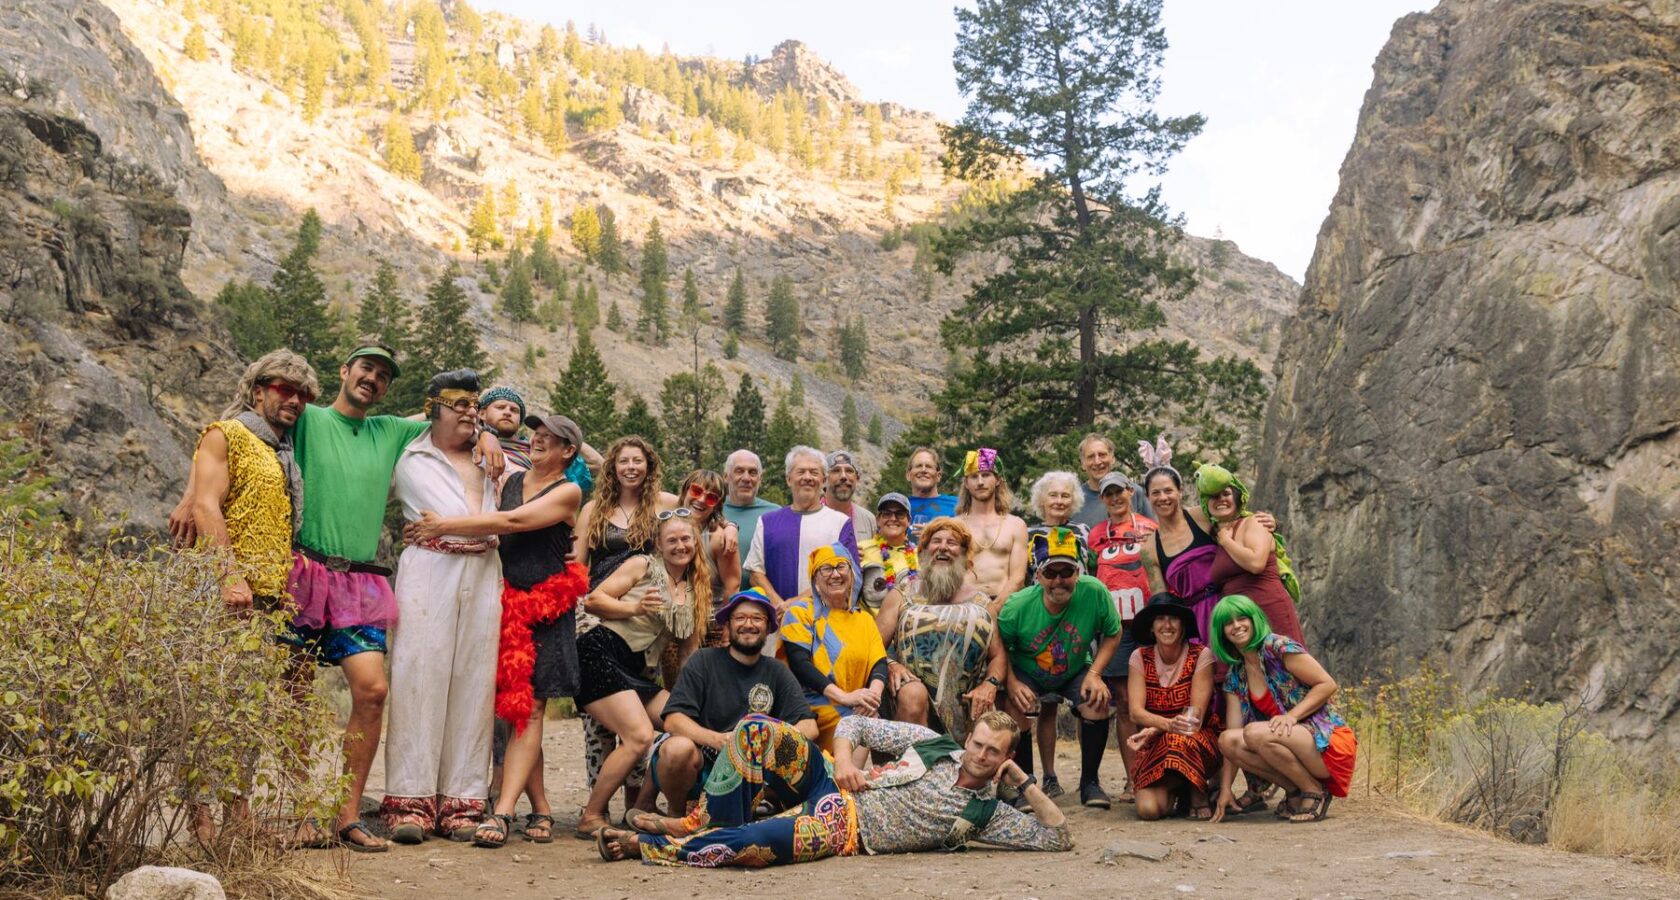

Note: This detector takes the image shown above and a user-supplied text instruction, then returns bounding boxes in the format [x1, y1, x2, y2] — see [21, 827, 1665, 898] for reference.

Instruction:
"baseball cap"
[875, 491, 910, 514]
[1098, 472, 1131, 494]
[524, 413, 584, 448]
[345, 343, 401, 379]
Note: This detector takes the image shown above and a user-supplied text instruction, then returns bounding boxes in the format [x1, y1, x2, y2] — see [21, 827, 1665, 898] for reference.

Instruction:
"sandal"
[1225, 790, 1267, 816]
[627, 808, 680, 835]
[1188, 794, 1214, 820]
[1274, 790, 1302, 819]
[523, 812, 554, 844]
[335, 820, 389, 853]
[574, 813, 609, 841]
[595, 827, 637, 862]
[473, 814, 514, 848]
[1286, 792, 1331, 823]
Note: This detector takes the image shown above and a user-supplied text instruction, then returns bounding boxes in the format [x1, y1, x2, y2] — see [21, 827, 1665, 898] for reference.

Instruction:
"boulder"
[1259, 0, 1680, 745]
[107, 866, 224, 900]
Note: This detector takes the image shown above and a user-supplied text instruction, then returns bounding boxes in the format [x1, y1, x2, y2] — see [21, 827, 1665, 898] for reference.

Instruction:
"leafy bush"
[0, 518, 344, 896]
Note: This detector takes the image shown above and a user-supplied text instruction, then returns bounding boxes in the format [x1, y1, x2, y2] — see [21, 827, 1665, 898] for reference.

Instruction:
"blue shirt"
[907, 493, 958, 541]
[722, 497, 781, 580]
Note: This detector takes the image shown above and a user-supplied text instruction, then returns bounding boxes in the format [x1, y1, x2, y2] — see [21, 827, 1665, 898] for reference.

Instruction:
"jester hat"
[808, 542, 863, 609]
[962, 447, 1000, 477]
[1030, 526, 1085, 576]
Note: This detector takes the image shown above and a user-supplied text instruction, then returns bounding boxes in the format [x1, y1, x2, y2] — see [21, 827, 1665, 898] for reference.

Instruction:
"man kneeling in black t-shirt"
[632, 588, 816, 822]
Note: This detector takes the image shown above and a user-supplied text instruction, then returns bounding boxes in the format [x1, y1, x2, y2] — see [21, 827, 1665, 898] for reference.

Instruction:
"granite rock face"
[1259, 0, 1680, 745]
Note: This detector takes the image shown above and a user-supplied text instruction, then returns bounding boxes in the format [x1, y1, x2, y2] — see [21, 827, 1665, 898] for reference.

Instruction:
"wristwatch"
[984, 675, 1003, 688]
[1015, 772, 1038, 792]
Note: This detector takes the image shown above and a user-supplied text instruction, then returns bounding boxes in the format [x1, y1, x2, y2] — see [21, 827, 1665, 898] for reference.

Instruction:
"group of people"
[171, 339, 1356, 870]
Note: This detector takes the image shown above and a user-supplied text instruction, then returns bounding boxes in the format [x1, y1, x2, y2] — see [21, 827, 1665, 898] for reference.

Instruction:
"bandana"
[807, 542, 863, 610]
[962, 448, 999, 476]
[1030, 526, 1085, 575]
[422, 387, 479, 418]
[479, 386, 525, 420]
[234, 409, 303, 536]
[1195, 463, 1250, 520]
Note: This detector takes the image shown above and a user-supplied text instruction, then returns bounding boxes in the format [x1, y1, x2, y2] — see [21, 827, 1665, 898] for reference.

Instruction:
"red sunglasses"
[265, 381, 316, 404]
[687, 484, 722, 507]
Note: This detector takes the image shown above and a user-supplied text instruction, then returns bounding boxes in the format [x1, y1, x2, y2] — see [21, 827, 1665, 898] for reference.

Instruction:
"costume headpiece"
[714, 587, 777, 625]
[807, 542, 863, 609]
[422, 369, 480, 417]
[1138, 437, 1175, 475]
[1195, 463, 1250, 520]
[962, 448, 999, 476]
[1030, 526, 1085, 575]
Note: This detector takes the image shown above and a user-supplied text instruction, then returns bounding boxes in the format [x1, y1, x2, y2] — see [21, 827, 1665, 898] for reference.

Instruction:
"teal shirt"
[997, 575, 1120, 681]
[292, 405, 428, 562]
[721, 497, 780, 579]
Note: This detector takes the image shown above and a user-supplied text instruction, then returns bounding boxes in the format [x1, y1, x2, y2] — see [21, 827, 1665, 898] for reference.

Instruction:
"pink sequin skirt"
[285, 551, 398, 630]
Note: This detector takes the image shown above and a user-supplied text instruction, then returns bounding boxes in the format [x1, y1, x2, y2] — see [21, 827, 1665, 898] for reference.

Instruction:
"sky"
[477, 1, 1434, 280]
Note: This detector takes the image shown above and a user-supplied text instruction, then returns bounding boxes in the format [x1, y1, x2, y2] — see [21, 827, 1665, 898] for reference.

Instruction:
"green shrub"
[0, 518, 344, 896]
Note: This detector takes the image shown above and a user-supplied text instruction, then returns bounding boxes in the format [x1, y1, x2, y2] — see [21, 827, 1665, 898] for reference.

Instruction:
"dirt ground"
[328, 717, 1679, 899]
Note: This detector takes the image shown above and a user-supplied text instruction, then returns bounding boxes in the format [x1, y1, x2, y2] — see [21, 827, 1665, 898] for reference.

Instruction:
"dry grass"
[1342, 668, 1680, 871]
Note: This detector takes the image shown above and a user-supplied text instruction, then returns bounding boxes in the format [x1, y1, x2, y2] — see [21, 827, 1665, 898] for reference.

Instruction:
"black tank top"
[1154, 510, 1215, 572]
[588, 520, 653, 588]
[498, 472, 575, 591]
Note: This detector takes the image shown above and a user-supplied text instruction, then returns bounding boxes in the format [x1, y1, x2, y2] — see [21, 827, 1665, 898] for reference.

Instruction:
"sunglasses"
[438, 397, 479, 416]
[657, 508, 694, 521]
[1040, 565, 1079, 580]
[265, 381, 316, 404]
[686, 484, 722, 507]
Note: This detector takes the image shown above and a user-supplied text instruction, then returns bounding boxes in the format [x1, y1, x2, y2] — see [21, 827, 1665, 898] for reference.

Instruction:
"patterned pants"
[582, 713, 647, 791]
[640, 716, 857, 868]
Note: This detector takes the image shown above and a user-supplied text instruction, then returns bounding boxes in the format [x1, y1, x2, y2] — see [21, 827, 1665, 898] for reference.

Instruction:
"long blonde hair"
[657, 514, 714, 627]
[587, 435, 665, 555]
[956, 472, 1015, 516]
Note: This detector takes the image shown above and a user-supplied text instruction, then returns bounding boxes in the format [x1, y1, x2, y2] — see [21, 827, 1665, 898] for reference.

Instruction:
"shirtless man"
[954, 448, 1028, 615]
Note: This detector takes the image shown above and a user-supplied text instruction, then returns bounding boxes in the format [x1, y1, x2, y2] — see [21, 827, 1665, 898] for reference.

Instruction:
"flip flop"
[595, 827, 636, 862]
[335, 820, 389, 853]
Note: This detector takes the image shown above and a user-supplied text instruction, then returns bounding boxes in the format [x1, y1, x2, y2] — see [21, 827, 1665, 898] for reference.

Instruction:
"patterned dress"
[890, 593, 994, 740]
[1132, 644, 1221, 792]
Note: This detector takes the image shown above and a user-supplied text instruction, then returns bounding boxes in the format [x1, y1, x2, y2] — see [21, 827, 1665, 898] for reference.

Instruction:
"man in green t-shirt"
[997, 527, 1121, 811]
[171, 339, 503, 852]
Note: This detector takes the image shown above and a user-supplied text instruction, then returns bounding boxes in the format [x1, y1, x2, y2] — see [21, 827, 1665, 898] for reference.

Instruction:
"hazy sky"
[478, 1, 1434, 280]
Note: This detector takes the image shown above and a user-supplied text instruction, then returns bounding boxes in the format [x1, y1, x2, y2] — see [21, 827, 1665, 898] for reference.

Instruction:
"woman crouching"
[1209, 595, 1356, 823]
[1125, 594, 1219, 821]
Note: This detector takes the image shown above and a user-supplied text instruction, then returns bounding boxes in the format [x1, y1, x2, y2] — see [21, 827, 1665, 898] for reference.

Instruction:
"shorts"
[280, 622, 388, 666]
[1103, 627, 1139, 681]
[647, 732, 719, 801]
[575, 626, 661, 708]
[1014, 664, 1092, 706]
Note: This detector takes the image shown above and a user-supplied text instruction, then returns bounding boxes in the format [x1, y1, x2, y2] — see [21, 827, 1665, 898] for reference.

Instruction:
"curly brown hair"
[585, 435, 666, 557]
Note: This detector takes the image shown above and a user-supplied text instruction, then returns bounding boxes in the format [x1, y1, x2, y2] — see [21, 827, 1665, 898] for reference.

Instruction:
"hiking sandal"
[1274, 789, 1302, 819]
[523, 812, 554, 844]
[473, 814, 514, 848]
[1285, 792, 1329, 823]
[1226, 790, 1267, 816]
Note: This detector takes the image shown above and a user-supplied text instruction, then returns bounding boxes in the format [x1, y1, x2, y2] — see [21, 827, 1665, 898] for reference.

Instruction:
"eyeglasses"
[1040, 565, 1078, 580]
[265, 381, 315, 404]
[657, 508, 694, 521]
[814, 562, 850, 577]
[686, 484, 722, 507]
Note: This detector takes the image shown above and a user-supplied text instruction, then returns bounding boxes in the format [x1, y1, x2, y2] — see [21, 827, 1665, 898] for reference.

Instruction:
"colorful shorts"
[280, 622, 388, 666]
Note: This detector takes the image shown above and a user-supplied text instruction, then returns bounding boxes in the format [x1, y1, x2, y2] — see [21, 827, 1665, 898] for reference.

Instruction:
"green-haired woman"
[1208, 596, 1356, 824]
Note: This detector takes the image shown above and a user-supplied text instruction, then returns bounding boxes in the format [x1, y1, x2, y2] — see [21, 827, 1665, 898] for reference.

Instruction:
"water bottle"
[1180, 705, 1200, 734]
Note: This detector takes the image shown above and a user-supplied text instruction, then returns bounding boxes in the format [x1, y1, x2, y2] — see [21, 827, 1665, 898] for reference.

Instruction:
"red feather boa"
[495, 563, 589, 732]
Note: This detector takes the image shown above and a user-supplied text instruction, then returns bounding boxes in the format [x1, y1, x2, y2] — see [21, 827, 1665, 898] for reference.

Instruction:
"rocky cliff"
[0, 0, 241, 532]
[1259, 0, 1680, 745]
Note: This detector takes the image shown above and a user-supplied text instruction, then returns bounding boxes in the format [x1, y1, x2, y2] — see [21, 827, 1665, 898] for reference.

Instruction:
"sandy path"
[334, 717, 1677, 899]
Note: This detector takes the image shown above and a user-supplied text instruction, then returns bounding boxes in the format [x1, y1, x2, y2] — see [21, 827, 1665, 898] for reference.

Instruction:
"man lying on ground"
[595, 709, 1071, 867]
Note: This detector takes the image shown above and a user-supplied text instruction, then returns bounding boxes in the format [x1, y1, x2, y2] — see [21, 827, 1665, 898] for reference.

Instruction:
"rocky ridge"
[1259, 0, 1680, 745]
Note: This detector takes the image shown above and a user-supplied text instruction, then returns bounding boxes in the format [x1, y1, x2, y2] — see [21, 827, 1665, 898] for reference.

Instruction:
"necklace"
[970, 514, 1003, 551]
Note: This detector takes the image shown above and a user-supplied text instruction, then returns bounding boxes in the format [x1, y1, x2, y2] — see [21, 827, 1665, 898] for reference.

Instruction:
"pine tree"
[765, 274, 800, 360]
[619, 395, 662, 452]
[867, 411, 883, 445]
[183, 24, 209, 62]
[572, 280, 598, 331]
[606, 298, 624, 331]
[271, 211, 339, 379]
[529, 228, 560, 285]
[356, 260, 411, 349]
[933, 0, 1260, 467]
[570, 204, 603, 263]
[837, 315, 868, 380]
[468, 192, 500, 259]
[722, 332, 739, 360]
[720, 374, 767, 460]
[658, 362, 726, 470]
[788, 371, 805, 407]
[680, 267, 701, 322]
[637, 218, 669, 343]
[723, 267, 748, 335]
[597, 205, 626, 276]
[382, 114, 424, 181]
[550, 331, 618, 440]
[840, 395, 860, 448]
[413, 263, 489, 376]
[500, 250, 534, 322]
[215, 279, 281, 361]
[761, 393, 802, 504]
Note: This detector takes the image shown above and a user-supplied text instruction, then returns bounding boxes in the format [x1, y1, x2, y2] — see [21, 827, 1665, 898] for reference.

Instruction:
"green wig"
[1196, 463, 1250, 522]
[1209, 594, 1271, 665]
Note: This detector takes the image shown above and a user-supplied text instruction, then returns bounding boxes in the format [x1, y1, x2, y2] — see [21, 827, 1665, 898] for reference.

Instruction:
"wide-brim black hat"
[1131, 592, 1199, 645]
